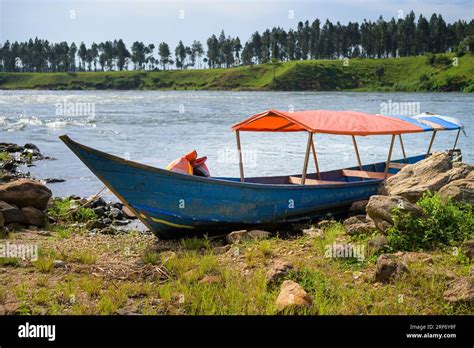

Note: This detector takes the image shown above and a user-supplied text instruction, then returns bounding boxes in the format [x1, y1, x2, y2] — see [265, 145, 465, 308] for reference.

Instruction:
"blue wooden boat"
[60, 110, 464, 239]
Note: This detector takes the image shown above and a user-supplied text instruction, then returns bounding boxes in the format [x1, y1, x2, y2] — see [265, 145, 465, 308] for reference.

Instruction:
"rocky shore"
[0, 145, 473, 315]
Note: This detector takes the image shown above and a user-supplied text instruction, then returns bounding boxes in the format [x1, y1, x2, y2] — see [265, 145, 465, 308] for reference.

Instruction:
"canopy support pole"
[236, 130, 244, 182]
[384, 135, 396, 178]
[311, 136, 321, 180]
[427, 131, 437, 155]
[398, 134, 407, 163]
[453, 129, 461, 149]
[301, 132, 313, 185]
[352, 135, 363, 170]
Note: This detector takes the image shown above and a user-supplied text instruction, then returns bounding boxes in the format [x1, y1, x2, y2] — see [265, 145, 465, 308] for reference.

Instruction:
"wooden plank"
[289, 176, 343, 185]
[388, 162, 407, 169]
[341, 169, 393, 180]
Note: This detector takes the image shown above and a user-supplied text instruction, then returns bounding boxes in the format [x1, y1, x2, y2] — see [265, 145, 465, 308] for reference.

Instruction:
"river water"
[0, 90, 472, 198]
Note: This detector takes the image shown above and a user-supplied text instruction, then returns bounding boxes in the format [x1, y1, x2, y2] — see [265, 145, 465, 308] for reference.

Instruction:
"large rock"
[366, 195, 424, 233]
[0, 212, 4, 228]
[0, 179, 52, 210]
[374, 254, 410, 283]
[343, 215, 376, 236]
[438, 177, 474, 205]
[443, 276, 474, 303]
[0, 201, 24, 225]
[275, 280, 312, 310]
[21, 206, 46, 227]
[381, 153, 472, 203]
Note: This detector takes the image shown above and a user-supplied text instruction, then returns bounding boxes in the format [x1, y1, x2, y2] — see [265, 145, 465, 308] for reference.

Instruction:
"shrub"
[48, 198, 97, 223]
[387, 193, 474, 251]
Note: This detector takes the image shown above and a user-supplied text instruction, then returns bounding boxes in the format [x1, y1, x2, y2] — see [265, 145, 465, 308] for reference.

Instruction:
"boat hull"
[60, 135, 425, 239]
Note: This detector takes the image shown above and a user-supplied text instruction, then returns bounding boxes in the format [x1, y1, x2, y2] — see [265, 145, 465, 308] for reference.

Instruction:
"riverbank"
[1, 143, 473, 315]
[1, 54, 473, 92]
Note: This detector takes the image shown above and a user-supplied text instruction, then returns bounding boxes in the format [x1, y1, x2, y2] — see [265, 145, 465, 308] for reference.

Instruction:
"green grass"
[1, 54, 472, 92]
[33, 258, 54, 273]
[0, 151, 12, 161]
[0, 257, 20, 266]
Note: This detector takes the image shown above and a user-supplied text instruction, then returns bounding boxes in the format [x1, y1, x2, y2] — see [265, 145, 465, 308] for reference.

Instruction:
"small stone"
[109, 207, 123, 220]
[302, 227, 324, 239]
[116, 305, 141, 315]
[93, 206, 106, 217]
[53, 260, 66, 268]
[226, 229, 270, 244]
[343, 215, 376, 236]
[213, 245, 231, 255]
[91, 197, 107, 208]
[122, 206, 136, 219]
[266, 261, 294, 285]
[43, 178, 65, 184]
[368, 234, 389, 253]
[198, 275, 222, 284]
[37, 231, 51, 236]
[374, 254, 409, 283]
[317, 220, 335, 229]
[275, 280, 312, 311]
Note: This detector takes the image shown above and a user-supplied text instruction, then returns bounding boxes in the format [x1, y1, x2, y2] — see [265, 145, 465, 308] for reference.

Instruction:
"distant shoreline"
[1, 55, 473, 93]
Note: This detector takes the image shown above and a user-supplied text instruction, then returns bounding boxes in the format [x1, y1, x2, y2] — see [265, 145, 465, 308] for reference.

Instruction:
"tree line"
[1, 11, 473, 73]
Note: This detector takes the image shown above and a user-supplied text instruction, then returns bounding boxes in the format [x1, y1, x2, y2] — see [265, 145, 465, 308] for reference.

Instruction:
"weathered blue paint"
[60, 135, 426, 239]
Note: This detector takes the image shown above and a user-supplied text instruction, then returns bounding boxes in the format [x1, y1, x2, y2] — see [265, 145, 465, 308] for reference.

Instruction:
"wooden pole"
[426, 131, 437, 155]
[398, 134, 407, 163]
[236, 130, 244, 182]
[352, 135, 363, 170]
[301, 132, 313, 185]
[311, 136, 321, 180]
[453, 129, 461, 149]
[384, 135, 396, 178]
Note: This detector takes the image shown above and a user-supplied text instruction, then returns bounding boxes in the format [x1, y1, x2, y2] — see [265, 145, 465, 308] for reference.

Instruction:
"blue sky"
[1, 0, 473, 49]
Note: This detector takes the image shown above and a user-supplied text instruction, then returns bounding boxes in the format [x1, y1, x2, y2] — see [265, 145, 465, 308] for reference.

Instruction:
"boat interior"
[219, 154, 426, 186]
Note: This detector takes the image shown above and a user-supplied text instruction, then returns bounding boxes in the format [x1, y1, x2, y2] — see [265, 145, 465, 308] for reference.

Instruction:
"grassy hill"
[0, 54, 473, 92]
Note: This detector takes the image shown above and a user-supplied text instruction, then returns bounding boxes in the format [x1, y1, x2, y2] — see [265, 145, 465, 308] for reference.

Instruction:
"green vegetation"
[47, 198, 97, 224]
[0, 222, 471, 316]
[0, 151, 11, 162]
[1, 54, 472, 92]
[387, 193, 474, 251]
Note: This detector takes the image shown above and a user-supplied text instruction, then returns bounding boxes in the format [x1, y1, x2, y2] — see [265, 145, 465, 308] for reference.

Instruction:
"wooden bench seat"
[341, 169, 394, 180]
[289, 176, 344, 185]
[388, 162, 407, 170]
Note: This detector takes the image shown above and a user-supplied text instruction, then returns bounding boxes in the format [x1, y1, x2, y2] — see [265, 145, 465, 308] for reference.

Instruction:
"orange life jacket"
[166, 150, 197, 175]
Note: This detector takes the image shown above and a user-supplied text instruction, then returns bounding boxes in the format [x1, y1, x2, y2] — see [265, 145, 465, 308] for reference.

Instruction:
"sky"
[0, 0, 473, 49]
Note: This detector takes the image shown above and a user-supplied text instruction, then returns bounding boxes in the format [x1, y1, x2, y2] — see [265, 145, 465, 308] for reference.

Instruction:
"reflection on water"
[0, 90, 472, 198]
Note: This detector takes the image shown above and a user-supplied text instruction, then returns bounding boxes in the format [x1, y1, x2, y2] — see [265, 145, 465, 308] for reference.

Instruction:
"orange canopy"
[231, 109, 426, 136]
